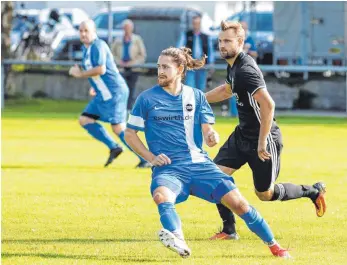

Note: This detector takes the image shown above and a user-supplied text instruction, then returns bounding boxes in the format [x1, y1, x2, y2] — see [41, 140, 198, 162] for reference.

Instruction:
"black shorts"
[214, 127, 283, 192]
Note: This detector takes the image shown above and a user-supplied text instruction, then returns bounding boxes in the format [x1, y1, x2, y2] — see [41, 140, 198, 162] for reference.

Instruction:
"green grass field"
[2, 100, 347, 265]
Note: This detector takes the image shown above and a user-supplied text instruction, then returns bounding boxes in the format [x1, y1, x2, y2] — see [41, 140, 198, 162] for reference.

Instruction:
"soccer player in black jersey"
[206, 21, 327, 240]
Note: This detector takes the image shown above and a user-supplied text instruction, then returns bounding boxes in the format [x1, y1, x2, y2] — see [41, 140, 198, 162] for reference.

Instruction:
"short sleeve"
[90, 42, 107, 67]
[237, 66, 266, 96]
[199, 93, 215, 124]
[127, 94, 147, 131]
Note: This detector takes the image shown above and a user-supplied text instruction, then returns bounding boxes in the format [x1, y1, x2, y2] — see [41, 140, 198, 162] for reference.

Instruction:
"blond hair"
[160, 47, 206, 79]
[220, 20, 245, 40]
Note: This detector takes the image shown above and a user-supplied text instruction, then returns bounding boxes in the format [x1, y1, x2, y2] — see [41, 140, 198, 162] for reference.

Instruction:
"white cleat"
[158, 228, 191, 258]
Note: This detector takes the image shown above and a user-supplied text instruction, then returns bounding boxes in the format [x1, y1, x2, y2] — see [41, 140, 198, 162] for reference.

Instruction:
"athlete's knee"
[255, 189, 274, 201]
[153, 192, 171, 205]
[79, 115, 94, 126]
[255, 183, 275, 201]
[217, 165, 237, 175]
[152, 187, 175, 205]
[221, 189, 249, 215]
[111, 123, 125, 135]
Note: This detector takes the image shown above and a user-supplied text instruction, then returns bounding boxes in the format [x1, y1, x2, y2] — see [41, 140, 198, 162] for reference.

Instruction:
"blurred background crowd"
[2, 1, 277, 63]
[1, 1, 347, 114]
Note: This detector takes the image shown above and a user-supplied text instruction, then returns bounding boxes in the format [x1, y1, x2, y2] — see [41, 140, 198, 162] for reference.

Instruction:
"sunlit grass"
[2, 101, 347, 264]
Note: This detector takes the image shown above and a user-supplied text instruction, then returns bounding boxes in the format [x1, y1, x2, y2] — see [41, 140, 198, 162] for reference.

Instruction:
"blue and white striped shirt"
[127, 85, 215, 164]
[82, 38, 128, 101]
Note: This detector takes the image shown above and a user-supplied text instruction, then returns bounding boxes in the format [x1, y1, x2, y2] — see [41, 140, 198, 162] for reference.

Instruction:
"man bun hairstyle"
[160, 47, 206, 78]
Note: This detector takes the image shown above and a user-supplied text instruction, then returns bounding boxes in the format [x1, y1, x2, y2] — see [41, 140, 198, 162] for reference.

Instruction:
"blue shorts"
[82, 92, 128, 124]
[150, 160, 236, 204]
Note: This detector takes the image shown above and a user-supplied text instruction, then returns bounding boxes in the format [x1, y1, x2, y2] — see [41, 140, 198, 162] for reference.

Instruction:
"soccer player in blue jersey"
[69, 20, 150, 168]
[124, 47, 290, 258]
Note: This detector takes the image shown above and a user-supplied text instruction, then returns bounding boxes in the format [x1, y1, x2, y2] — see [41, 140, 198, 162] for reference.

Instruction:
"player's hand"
[69, 64, 82, 78]
[257, 140, 271, 162]
[151, 153, 171, 167]
[205, 130, 220, 147]
[89, 87, 96, 97]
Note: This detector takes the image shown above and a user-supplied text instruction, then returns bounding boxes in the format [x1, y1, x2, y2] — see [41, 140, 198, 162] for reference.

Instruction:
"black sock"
[216, 203, 236, 234]
[271, 183, 318, 201]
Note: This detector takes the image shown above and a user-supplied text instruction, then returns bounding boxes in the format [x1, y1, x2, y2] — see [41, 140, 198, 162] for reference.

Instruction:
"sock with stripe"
[240, 206, 276, 245]
[158, 202, 184, 240]
[83, 123, 119, 150]
[118, 131, 146, 162]
[271, 183, 318, 201]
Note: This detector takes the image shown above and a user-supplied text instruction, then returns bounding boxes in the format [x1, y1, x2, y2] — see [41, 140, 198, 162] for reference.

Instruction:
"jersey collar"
[234, 51, 246, 65]
[83, 37, 99, 49]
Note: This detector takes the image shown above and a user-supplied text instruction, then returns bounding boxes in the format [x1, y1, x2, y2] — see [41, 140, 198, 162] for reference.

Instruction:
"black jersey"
[225, 52, 279, 141]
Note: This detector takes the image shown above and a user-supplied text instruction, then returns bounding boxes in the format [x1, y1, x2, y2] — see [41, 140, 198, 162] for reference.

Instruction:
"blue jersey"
[245, 35, 257, 52]
[127, 85, 215, 164]
[82, 38, 128, 101]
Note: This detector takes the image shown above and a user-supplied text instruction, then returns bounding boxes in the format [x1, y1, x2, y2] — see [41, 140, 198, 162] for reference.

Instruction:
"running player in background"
[206, 21, 326, 240]
[69, 20, 150, 168]
[124, 46, 290, 258]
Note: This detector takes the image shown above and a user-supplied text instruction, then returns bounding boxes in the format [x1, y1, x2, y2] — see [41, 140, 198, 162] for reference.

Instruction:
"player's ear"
[239, 37, 244, 47]
[178, 64, 184, 76]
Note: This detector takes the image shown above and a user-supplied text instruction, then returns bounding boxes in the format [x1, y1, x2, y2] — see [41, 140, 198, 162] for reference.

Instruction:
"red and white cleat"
[269, 244, 291, 259]
[209, 232, 240, 240]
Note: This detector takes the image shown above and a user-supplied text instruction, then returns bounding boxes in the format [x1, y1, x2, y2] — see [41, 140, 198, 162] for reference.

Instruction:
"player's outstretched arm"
[125, 128, 155, 162]
[69, 64, 106, 78]
[124, 128, 171, 166]
[202, 124, 220, 147]
[253, 88, 275, 162]
[205, 83, 232, 103]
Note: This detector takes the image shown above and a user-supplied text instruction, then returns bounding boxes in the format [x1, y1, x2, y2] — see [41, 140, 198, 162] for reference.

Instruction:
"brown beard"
[157, 77, 174, 87]
[220, 50, 237, 60]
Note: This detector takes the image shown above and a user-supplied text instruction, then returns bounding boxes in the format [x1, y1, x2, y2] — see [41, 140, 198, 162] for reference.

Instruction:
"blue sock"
[158, 202, 183, 239]
[83, 123, 119, 150]
[240, 206, 275, 244]
[118, 131, 146, 162]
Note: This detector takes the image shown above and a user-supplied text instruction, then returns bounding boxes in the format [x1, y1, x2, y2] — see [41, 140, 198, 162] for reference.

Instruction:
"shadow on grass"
[2, 252, 174, 262]
[3, 238, 262, 244]
[2, 252, 267, 261]
[1, 164, 130, 170]
[3, 238, 155, 244]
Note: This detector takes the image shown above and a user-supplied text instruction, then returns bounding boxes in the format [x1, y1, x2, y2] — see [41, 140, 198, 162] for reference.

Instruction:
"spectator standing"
[177, 15, 214, 92]
[112, 19, 147, 110]
[240, 21, 257, 60]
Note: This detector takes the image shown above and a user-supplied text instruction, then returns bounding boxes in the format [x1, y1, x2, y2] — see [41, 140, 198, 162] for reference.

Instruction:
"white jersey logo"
[232, 92, 244, 106]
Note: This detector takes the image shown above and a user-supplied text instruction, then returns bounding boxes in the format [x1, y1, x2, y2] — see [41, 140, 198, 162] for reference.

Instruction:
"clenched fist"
[205, 130, 220, 147]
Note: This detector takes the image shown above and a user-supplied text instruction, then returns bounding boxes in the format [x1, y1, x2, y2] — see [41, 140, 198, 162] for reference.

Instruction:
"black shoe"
[104, 147, 123, 167]
[136, 161, 152, 168]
